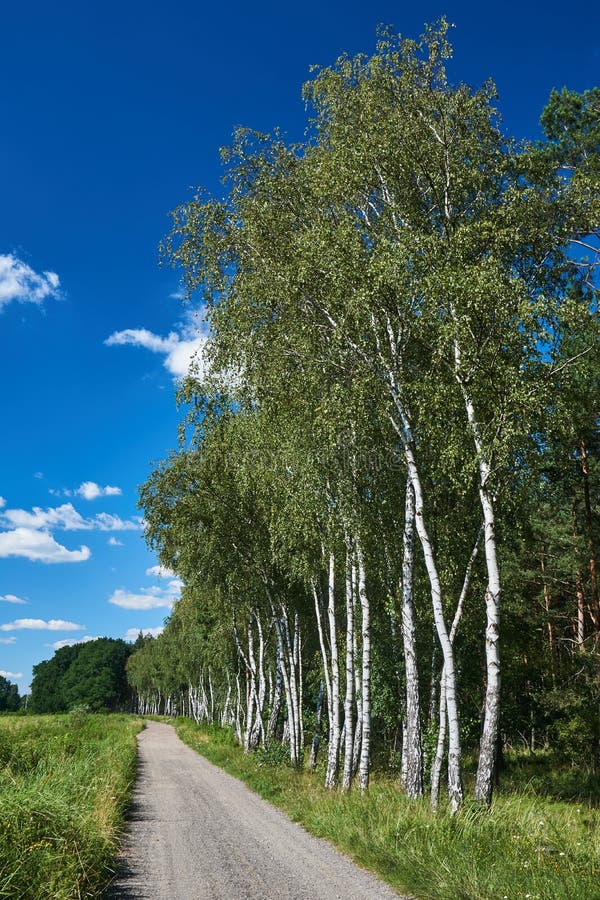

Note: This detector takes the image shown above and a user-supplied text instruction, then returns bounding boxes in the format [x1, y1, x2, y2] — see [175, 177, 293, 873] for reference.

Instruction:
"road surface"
[108, 720, 405, 899]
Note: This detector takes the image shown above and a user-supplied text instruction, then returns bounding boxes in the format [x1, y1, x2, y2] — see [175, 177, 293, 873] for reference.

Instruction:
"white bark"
[249, 612, 266, 748]
[275, 614, 297, 765]
[309, 680, 324, 769]
[355, 538, 371, 793]
[391, 389, 463, 812]
[454, 337, 502, 805]
[267, 634, 283, 745]
[342, 543, 355, 791]
[221, 674, 232, 728]
[266, 591, 301, 767]
[312, 579, 333, 731]
[352, 574, 363, 776]
[401, 476, 424, 798]
[235, 671, 244, 744]
[326, 551, 341, 788]
[292, 611, 304, 758]
[431, 527, 482, 810]
[208, 670, 215, 724]
[283, 605, 301, 763]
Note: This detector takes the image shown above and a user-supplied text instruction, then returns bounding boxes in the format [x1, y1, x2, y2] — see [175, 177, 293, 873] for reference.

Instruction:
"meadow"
[175, 719, 600, 900]
[0, 712, 143, 899]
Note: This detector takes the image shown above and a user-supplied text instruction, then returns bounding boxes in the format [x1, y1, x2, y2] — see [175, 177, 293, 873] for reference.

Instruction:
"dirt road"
[108, 721, 405, 899]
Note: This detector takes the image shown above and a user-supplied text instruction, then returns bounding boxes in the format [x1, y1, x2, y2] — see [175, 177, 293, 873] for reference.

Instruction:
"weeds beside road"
[175, 719, 600, 900]
[0, 712, 143, 899]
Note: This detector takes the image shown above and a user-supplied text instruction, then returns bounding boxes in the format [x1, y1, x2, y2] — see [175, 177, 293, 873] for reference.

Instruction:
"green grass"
[500, 750, 600, 805]
[0, 712, 143, 899]
[174, 719, 600, 900]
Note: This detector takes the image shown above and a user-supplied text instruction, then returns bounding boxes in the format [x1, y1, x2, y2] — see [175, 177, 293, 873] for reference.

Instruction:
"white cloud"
[51, 635, 98, 651]
[0, 618, 85, 632]
[108, 579, 182, 610]
[2, 503, 86, 530]
[108, 536, 123, 546]
[92, 512, 141, 531]
[0, 594, 27, 604]
[0, 528, 91, 563]
[124, 626, 164, 641]
[0, 497, 5, 509]
[0, 637, 16, 645]
[105, 328, 206, 378]
[0, 670, 22, 680]
[76, 481, 122, 501]
[146, 564, 175, 578]
[108, 589, 174, 610]
[105, 309, 210, 379]
[1, 503, 140, 533]
[0, 254, 61, 311]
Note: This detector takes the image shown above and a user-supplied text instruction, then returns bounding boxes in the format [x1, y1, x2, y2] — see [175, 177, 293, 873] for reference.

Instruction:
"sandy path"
[107, 721, 405, 899]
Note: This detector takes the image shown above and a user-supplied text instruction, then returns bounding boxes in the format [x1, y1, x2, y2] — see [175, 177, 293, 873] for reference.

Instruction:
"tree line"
[30, 638, 133, 713]
[126, 21, 599, 811]
[0, 676, 20, 712]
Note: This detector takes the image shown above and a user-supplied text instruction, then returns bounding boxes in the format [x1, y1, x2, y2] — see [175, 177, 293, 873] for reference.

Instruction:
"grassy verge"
[0, 712, 143, 899]
[174, 719, 599, 900]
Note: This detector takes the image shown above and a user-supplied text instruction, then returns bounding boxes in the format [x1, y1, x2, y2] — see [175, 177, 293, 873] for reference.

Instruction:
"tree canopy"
[0, 675, 20, 713]
[128, 20, 599, 811]
[30, 638, 133, 713]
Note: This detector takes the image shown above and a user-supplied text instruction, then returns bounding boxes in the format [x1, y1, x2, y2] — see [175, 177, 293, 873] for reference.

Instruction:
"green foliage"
[30, 638, 133, 714]
[0, 676, 20, 713]
[0, 714, 143, 899]
[139, 17, 599, 805]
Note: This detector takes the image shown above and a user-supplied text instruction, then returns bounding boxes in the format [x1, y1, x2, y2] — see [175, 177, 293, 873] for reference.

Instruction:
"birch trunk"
[342, 543, 355, 791]
[400, 721, 408, 787]
[309, 680, 324, 769]
[283, 605, 300, 763]
[312, 579, 333, 733]
[250, 612, 266, 748]
[401, 426, 462, 810]
[352, 576, 363, 776]
[222, 674, 232, 728]
[208, 670, 215, 724]
[474, 488, 502, 803]
[452, 336, 501, 805]
[388, 380, 463, 812]
[401, 476, 424, 798]
[235, 684, 244, 743]
[326, 551, 341, 788]
[268, 597, 300, 767]
[355, 538, 371, 792]
[293, 612, 304, 758]
[267, 632, 283, 744]
[276, 633, 297, 764]
[431, 527, 481, 809]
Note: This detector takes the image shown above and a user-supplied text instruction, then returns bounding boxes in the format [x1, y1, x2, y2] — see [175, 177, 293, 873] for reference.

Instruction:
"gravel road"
[107, 721, 405, 899]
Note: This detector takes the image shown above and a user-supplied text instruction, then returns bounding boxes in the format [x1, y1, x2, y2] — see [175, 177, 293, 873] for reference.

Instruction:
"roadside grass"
[174, 719, 600, 900]
[0, 712, 143, 899]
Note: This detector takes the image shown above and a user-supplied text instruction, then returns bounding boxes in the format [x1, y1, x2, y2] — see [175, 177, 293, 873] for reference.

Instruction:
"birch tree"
[154, 19, 598, 805]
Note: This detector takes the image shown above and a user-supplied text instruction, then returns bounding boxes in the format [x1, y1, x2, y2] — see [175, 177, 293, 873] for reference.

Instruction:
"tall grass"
[175, 719, 600, 900]
[0, 713, 143, 899]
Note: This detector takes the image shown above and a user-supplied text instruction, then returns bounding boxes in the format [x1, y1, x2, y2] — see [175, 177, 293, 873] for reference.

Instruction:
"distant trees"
[128, 20, 598, 810]
[30, 638, 133, 713]
[0, 675, 20, 712]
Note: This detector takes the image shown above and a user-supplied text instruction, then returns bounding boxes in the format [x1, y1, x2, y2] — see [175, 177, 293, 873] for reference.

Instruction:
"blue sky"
[0, 0, 598, 695]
